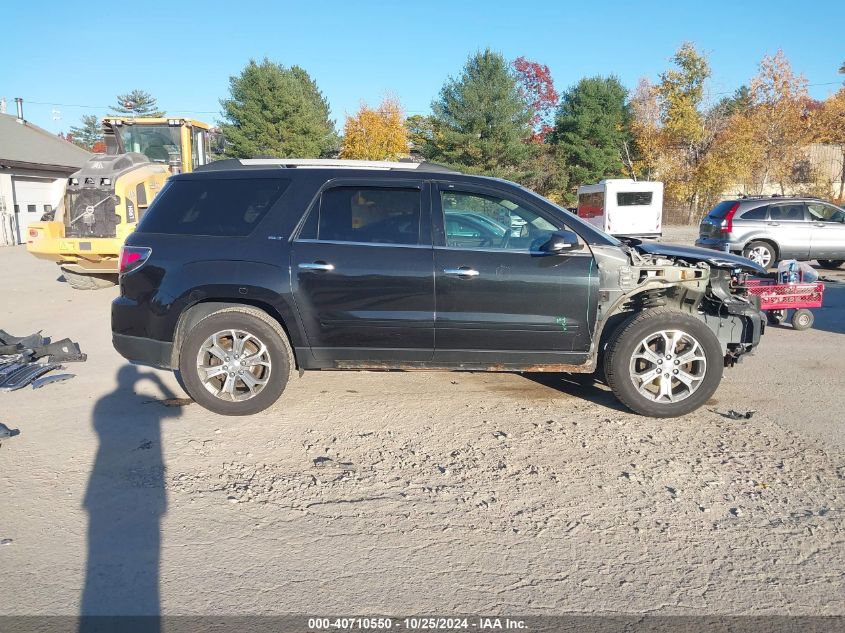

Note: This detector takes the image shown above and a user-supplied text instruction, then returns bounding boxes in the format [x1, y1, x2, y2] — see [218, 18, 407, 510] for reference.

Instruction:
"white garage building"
[0, 109, 90, 246]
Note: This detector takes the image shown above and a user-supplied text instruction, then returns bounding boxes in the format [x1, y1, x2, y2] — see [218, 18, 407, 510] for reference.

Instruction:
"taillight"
[28, 229, 40, 239]
[119, 246, 151, 274]
[720, 203, 740, 234]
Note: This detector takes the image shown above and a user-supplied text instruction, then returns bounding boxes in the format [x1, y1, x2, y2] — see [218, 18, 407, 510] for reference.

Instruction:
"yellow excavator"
[27, 117, 214, 289]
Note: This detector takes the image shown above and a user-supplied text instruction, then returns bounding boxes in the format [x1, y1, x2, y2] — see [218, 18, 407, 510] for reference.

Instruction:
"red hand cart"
[743, 278, 825, 330]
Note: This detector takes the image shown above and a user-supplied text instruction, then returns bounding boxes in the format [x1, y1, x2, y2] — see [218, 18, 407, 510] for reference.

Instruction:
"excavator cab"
[27, 118, 214, 289]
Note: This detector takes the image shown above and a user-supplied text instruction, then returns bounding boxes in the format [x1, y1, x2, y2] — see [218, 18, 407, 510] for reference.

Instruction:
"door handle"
[767, 222, 780, 226]
[298, 261, 334, 272]
[443, 267, 480, 278]
[813, 223, 827, 227]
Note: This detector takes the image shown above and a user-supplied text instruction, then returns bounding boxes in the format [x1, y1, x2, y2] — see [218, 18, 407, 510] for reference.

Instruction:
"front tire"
[742, 241, 777, 269]
[817, 259, 844, 270]
[177, 307, 292, 416]
[604, 308, 724, 418]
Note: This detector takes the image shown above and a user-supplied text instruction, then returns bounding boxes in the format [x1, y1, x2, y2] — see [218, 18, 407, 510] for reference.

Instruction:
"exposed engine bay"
[590, 240, 767, 368]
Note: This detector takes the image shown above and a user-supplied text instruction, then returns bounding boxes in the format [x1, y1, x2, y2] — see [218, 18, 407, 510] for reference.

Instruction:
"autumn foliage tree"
[747, 51, 811, 193]
[340, 97, 409, 160]
[629, 78, 664, 180]
[512, 57, 558, 142]
[629, 43, 765, 221]
[814, 88, 845, 199]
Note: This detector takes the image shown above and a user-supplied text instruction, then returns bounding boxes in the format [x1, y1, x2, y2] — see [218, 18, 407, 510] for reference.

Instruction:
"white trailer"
[576, 179, 663, 238]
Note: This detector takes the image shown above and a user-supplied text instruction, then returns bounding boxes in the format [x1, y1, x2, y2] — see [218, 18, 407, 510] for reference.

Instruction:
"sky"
[2, 0, 844, 135]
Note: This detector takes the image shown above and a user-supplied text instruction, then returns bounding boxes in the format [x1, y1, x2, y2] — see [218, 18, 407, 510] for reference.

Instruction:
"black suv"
[112, 159, 766, 418]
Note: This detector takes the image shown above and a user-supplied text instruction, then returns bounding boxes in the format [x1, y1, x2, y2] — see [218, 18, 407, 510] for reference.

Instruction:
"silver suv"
[695, 196, 845, 269]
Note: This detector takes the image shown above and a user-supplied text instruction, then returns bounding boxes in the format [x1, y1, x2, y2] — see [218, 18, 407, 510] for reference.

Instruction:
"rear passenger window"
[740, 207, 767, 220]
[768, 203, 806, 221]
[308, 187, 421, 245]
[138, 178, 289, 236]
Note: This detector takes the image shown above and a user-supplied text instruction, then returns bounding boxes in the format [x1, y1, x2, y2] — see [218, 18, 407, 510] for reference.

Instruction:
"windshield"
[117, 125, 182, 164]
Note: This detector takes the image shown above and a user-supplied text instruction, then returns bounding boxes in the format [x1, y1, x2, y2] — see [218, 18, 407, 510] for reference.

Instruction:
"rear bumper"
[695, 237, 741, 252]
[112, 333, 174, 370]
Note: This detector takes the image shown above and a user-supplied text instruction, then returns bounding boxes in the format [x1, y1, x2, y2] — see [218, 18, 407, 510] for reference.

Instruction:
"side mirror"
[540, 230, 580, 254]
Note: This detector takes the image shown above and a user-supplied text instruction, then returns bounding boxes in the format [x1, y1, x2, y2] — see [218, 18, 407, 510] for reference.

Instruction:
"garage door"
[13, 177, 57, 243]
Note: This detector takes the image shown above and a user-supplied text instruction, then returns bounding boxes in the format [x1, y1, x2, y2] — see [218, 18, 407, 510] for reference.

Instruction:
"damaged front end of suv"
[591, 240, 766, 370]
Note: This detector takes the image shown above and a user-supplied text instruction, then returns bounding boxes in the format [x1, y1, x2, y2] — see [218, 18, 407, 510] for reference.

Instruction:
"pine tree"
[219, 59, 338, 158]
[114, 90, 164, 117]
[427, 49, 533, 173]
[713, 85, 753, 117]
[548, 76, 631, 199]
[68, 114, 103, 150]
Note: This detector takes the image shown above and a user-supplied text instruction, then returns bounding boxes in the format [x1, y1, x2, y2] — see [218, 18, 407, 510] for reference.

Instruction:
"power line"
[18, 78, 843, 117]
[23, 99, 220, 114]
[705, 80, 842, 97]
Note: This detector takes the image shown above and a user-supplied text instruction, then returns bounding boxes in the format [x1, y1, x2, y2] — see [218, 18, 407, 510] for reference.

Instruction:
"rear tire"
[742, 241, 777, 269]
[817, 259, 844, 270]
[604, 308, 724, 418]
[177, 307, 292, 416]
[791, 309, 814, 331]
[60, 268, 117, 290]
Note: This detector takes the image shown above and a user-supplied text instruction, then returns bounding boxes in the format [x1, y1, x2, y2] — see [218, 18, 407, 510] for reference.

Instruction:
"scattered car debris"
[0, 363, 63, 392]
[712, 408, 756, 420]
[143, 397, 193, 407]
[33, 339, 87, 363]
[0, 330, 86, 392]
[0, 538, 12, 546]
[0, 423, 21, 446]
[31, 373, 75, 389]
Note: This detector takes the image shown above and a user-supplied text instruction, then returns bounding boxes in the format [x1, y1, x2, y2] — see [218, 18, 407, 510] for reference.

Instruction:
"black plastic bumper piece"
[112, 333, 174, 370]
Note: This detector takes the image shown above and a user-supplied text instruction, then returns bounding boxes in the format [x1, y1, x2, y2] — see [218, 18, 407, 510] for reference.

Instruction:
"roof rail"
[196, 158, 459, 174]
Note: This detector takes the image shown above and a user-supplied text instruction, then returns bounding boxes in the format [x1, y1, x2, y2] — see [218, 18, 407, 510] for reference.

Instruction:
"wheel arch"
[742, 237, 780, 262]
[592, 286, 693, 367]
[171, 299, 298, 369]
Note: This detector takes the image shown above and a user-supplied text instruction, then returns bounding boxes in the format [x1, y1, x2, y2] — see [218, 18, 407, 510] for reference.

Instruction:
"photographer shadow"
[79, 365, 182, 632]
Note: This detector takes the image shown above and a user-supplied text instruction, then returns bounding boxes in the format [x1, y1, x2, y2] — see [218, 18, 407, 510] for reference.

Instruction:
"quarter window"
[740, 207, 767, 220]
[310, 187, 421, 245]
[441, 190, 560, 251]
[137, 178, 288, 236]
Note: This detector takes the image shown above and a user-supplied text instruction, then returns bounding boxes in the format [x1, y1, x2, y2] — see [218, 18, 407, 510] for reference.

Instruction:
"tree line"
[63, 48, 845, 222]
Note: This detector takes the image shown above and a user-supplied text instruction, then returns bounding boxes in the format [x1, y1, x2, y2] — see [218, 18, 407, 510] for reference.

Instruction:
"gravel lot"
[1, 229, 843, 617]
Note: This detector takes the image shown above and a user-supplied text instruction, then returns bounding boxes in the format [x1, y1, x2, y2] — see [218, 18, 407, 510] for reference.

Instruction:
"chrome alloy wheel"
[746, 245, 772, 268]
[195, 329, 271, 402]
[628, 330, 707, 404]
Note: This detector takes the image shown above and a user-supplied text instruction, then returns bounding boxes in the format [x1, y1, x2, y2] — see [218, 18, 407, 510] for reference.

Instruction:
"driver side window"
[441, 190, 559, 251]
[807, 202, 845, 222]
